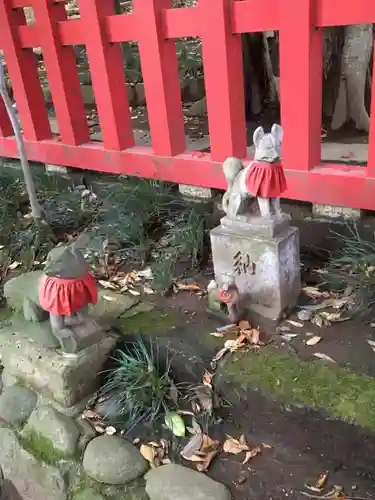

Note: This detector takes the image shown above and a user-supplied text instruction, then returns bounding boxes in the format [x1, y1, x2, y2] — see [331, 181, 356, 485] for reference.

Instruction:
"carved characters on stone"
[232, 251, 256, 276]
[222, 123, 286, 219]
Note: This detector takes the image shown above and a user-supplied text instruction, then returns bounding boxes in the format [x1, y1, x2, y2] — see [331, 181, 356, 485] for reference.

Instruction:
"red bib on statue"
[245, 161, 287, 198]
[39, 270, 98, 317]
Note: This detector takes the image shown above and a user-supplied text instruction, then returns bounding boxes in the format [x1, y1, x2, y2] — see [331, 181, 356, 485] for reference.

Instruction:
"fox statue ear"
[253, 126, 265, 148]
[271, 123, 283, 144]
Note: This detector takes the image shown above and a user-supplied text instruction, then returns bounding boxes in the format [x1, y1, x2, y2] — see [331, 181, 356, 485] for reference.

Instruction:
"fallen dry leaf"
[196, 449, 219, 472]
[286, 320, 304, 328]
[262, 443, 273, 449]
[128, 288, 141, 296]
[302, 286, 326, 299]
[209, 332, 225, 338]
[140, 444, 156, 464]
[242, 446, 262, 464]
[102, 295, 117, 302]
[304, 470, 329, 494]
[133, 438, 140, 445]
[305, 335, 322, 346]
[181, 433, 203, 460]
[217, 324, 240, 334]
[313, 352, 336, 363]
[94, 424, 106, 433]
[203, 371, 213, 387]
[201, 434, 219, 451]
[143, 286, 155, 295]
[242, 328, 263, 345]
[82, 409, 99, 420]
[175, 282, 202, 291]
[98, 280, 117, 290]
[223, 435, 249, 455]
[367, 339, 375, 352]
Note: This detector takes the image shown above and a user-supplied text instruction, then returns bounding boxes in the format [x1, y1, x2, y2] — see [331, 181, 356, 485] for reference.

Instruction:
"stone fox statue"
[23, 235, 98, 354]
[222, 123, 286, 218]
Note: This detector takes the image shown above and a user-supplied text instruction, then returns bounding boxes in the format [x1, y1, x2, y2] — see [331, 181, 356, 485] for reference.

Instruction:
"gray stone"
[0, 323, 117, 407]
[210, 220, 301, 321]
[46, 164, 69, 175]
[145, 464, 231, 500]
[312, 203, 361, 220]
[179, 184, 212, 201]
[0, 428, 67, 500]
[23, 405, 80, 456]
[0, 385, 37, 426]
[73, 489, 105, 500]
[83, 435, 148, 485]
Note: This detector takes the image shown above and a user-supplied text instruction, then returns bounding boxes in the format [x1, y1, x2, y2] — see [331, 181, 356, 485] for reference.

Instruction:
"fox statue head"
[253, 123, 283, 163]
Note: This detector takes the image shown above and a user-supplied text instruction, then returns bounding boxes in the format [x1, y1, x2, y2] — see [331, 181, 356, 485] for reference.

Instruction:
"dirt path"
[122, 292, 375, 500]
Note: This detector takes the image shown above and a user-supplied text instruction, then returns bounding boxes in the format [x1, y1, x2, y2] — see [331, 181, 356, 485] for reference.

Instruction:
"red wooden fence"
[0, 0, 375, 209]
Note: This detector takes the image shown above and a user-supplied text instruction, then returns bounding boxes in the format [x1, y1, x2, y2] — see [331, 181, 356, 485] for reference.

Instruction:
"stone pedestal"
[0, 318, 118, 408]
[210, 215, 301, 320]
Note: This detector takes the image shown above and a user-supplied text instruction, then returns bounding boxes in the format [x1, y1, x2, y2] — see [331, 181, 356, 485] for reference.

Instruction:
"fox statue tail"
[222, 157, 244, 214]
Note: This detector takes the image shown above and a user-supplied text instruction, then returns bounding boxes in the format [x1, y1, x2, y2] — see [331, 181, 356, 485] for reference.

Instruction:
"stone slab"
[145, 464, 231, 500]
[220, 214, 291, 238]
[0, 428, 67, 500]
[0, 325, 118, 407]
[210, 223, 301, 320]
[0, 385, 37, 427]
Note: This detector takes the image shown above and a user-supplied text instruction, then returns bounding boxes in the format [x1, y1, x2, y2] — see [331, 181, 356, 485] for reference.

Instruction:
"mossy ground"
[19, 430, 69, 466]
[220, 346, 375, 430]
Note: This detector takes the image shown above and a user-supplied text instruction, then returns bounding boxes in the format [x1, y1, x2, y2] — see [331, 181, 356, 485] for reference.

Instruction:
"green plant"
[98, 338, 177, 431]
[324, 222, 375, 317]
[151, 257, 175, 294]
[166, 209, 205, 268]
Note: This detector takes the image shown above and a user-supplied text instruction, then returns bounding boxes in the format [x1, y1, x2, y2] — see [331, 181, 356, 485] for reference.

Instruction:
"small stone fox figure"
[23, 235, 98, 354]
[217, 274, 244, 323]
[222, 123, 286, 218]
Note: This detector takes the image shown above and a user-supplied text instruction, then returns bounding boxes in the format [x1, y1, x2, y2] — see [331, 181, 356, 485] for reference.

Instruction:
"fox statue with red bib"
[222, 124, 286, 219]
[22, 234, 98, 355]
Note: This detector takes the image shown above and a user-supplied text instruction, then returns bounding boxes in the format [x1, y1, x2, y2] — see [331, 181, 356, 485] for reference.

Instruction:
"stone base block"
[0, 326, 118, 408]
[312, 203, 361, 220]
[178, 184, 213, 202]
[210, 219, 301, 321]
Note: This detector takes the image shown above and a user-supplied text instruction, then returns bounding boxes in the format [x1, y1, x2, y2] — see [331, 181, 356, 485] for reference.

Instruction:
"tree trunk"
[331, 24, 373, 132]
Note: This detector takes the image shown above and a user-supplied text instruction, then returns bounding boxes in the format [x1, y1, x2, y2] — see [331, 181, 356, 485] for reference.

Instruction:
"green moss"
[117, 308, 182, 336]
[221, 347, 375, 430]
[73, 474, 147, 500]
[19, 430, 69, 466]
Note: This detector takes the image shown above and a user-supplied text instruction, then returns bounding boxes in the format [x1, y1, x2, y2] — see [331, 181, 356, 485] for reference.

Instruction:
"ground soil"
[120, 284, 375, 500]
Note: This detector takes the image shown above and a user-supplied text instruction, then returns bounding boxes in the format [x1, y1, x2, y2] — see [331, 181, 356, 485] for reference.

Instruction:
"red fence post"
[0, 0, 51, 141]
[133, 0, 185, 157]
[199, 0, 246, 162]
[79, 1, 134, 151]
[32, 0, 89, 145]
[279, 0, 322, 170]
[367, 42, 375, 177]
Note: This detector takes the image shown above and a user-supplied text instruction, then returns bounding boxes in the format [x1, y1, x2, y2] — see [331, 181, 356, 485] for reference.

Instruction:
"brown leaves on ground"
[223, 434, 271, 464]
[139, 439, 170, 468]
[211, 320, 267, 364]
[181, 430, 220, 472]
[97, 269, 156, 297]
[81, 407, 117, 435]
[172, 281, 205, 297]
[302, 471, 348, 498]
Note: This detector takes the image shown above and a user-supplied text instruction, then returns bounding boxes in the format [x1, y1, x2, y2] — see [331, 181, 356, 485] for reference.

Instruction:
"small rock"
[0, 385, 37, 426]
[145, 464, 231, 500]
[23, 406, 80, 456]
[83, 435, 148, 485]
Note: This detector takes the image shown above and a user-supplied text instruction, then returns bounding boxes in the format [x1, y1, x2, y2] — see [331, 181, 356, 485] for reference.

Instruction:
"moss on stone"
[19, 430, 70, 466]
[73, 474, 148, 500]
[220, 346, 375, 430]
[117, 308, 182, 336]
